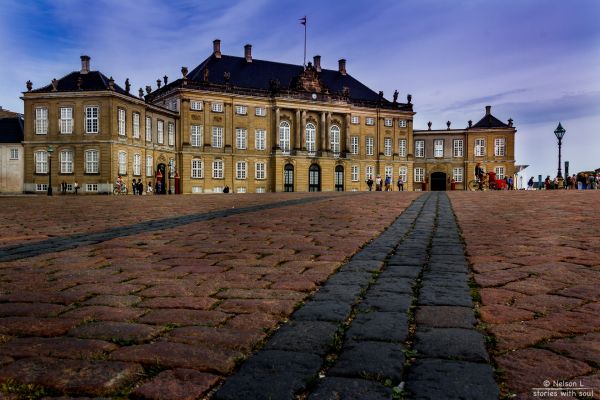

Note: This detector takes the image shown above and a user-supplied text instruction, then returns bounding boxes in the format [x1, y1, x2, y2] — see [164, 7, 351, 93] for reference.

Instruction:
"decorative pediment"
[292, 62, 327, 93]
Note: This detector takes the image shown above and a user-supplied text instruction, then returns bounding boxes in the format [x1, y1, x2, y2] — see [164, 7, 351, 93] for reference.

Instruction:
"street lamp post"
[554, 123, 566, 179]
[47, 145, 54, 196]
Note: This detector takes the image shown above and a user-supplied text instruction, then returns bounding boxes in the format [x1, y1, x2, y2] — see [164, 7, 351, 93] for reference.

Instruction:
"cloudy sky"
[1, 0, 599, 180]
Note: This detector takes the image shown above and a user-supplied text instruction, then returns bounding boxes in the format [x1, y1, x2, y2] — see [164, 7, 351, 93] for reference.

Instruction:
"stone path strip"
[214, 192, 498, 400]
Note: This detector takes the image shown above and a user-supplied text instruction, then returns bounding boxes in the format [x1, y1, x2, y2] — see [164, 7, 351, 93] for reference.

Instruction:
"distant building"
[0, 107, 24, 193]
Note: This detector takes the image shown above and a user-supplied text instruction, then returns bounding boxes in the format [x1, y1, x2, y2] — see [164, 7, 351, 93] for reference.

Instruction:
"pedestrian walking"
[397, 177, 404, 191]
[132, 179, 137, 195]
[527, 177, 534, 190]
[137, 180, 143, 195]
[366, 177, 373, 191]
[384, 175, 391, 191]
[147, 182, 153, 194]
[74, 181, 79, 195]
[375, 176, 382, 191]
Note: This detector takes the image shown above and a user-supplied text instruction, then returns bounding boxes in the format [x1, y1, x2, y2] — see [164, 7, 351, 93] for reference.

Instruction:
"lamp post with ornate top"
[554, 123, 566, 179]
[47, 145, 54, 196]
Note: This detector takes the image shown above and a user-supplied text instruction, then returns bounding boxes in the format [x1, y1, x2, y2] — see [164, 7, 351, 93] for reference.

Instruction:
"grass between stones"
[0, 380, 60, 400]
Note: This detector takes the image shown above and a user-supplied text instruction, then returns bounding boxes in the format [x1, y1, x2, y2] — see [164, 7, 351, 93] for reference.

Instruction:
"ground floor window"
[414, 168, 424, 183]
[256, 187, 266, 193]
[36, 184, 48, 191]
[351, 165, 359, 182]
[192, 186, 203, 193]
[399, 166, 407, 183]
[236, 187, 247, 193]
[335, 165, 344, 191]
[86, 184, 98, 192]
[309, 164, 321, 192]
[366, 165, 374, 180]
[284, 163, 294, 192]
[453, 167, 464, 182]
[495, 166, 505, 180]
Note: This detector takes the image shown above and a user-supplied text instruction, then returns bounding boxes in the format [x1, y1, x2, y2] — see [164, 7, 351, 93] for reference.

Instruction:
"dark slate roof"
[0, 117, 24, 143]
[30, 71, 131, 97]
[472, 113, 509, 128]
[187, 55, 383, 103]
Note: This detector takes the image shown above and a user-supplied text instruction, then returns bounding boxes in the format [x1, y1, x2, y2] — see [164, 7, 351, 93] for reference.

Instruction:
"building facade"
[20, 41, 516, 194]
[0, 108, 24, 194]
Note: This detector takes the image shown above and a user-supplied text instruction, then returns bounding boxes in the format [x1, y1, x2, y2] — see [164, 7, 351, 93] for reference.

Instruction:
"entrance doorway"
[284, 164, 294, 192]
[430, 172, 447, 191]
[309, 164, 321, 192]
[335, 165, 344, 191]
[157, 163, 167, 194]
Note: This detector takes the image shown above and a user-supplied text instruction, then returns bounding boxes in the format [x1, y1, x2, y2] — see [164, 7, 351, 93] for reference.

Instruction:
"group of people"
[366, 176, 404, 191]
[527, 172, 600, 190]
[60, 181, 79, 195]
[115, 175, 153, 195]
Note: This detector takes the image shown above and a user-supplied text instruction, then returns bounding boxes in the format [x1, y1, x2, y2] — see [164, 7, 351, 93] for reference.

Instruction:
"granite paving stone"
[292, 300, 353, 322]
[308, 377, 393, 400]
[328, 341, 405, 381]
[415, 306, 477, 328]
[419, 285, 473, 307]
[263, 320, 338, 354]
[414, 327, 489, 362]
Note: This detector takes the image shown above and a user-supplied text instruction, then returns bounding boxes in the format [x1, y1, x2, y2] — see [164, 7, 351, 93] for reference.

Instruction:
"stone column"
[301, 110, 307, 150]
[274, 107, 280, 149]
[295, 109, 301, 150]
[320, 112, 326, 152]
[345, 114, 351, 153]
[326, 112, 332, 151]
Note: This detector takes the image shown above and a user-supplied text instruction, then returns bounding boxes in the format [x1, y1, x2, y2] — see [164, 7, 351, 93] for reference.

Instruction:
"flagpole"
[304, 17, 307, 69]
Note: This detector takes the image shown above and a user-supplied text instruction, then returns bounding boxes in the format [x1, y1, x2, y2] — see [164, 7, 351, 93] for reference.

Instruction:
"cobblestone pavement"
[450, 191, 600, 400]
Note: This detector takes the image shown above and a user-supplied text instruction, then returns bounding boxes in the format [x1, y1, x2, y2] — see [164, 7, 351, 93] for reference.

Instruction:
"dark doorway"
[284, 163, 294, 192]
[157, 163, 167, 194]
[335, 165, 344, 191]
[431, 172, 447, 191]
[309, 164, 321, 192]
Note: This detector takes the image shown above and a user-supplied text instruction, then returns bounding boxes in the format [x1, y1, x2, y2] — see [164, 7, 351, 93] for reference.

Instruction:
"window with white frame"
[190, 100, 203, 111]
[399, 139, 407, 157]
[415, 140, 425, 157]
[212, 126, 223, 148]
[365, 117, 375, 126]
[133, 113, 140, 138]
[85, 106, 99, 134]
[191, 125, 203, 147]
[133, 154, 141, 175]
[255, 161, 266, 180]
[36, 184, 48, 191]
[384, 118, 393, 127]
[146, 156, 153, 176]
[255, 107, 266, 117]
[236, 161, 247, 179]
[351, 165, 359, 181]
[351, 116, 359, 124]
[434, 139, 444, 158]
[145, 117, 152, 142]
[453, 139, 464, 157]
[60, 107, 73, 134]
[279, 121, 290, 153]
[399, 166, 407, 182]
[255, 129, 266, 150]
[35, 151, 48, 173]
[350, 136, 359, 155]
[35, 107, 48, 135]
[256, 187, 266, 193]
[213, 187, 223, 193]
[9, 148, 19, 160]
[192, 186, 203, 193]
[494, 138, 506, 156]
[118, 108, 126, 136]
[85, 150, 99, 173]
[86, 184, 98, 192]
[366, 137, 374, 156]
[236, 128, 247, 149]
[168, 122, 175, 146]
[384, 138, 392, 156]
[330, 125, 340, 153]
[366, 165, 374, 180]
[211, 102, 223, 113]
[60, 150, 73, 174]
[475, 138, 486, 156]
[191, 159, 203, 178]
[306, 123, 316, 153]
[236, 187, 247, 193]
[399, 120, 407, 128]
[235, 105, 247, 115]
[495, 166, 505, 180]
[453, 167, 464, 183]
[213, 159, 224, 179]
[414, 167, 424, 182]
[118, 151, 127, 175]
[169, 159, 176, 178]
[157, 120, 164, 144]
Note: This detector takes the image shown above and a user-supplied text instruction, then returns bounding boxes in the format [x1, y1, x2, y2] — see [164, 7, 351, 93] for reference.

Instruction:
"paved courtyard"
[0, 191, 598, 399]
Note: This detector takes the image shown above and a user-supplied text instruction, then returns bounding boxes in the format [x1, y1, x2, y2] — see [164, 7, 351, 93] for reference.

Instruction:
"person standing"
[147, 182, 153, 195]
[132, 179, 137, 195]
[397, 176, 404, 191]
[137, 180, 143, 195]
[475, 163, 484, 190]
[384, 175, 391, 191]
[375, 176, 382, 191]
[74, 181, 79, 195]
[527, 176, 534, 190]
[366, 177, 373, 191]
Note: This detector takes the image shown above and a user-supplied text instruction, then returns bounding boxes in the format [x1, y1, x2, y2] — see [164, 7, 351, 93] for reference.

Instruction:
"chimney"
[338, 59, 347, 75]
[485, 105, 491, 115]
[244, 44, 252, 63]
[313, 55, 321, 72]
[213, 39, 222, 58]
[80, 55, 90, 74]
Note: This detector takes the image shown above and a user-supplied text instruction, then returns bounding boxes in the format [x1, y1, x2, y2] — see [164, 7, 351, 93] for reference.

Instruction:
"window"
[145, 117, 152, 142]
[36, 184, 48, 191]
[9, 148, 19, 160]
[133, 154, 141, 175]
[385, 166, 393, 181]
[351, 116, 359, 124]
[255, 129, 266, 150]
[169, 159, 176, 179]
[133, 113, 140, 138]
[35, 107, 48, 135]
[399, 166, 407, 183]
[384, 138, 392, 156]
[306, 123, 316, 154]
[399, 120, 407, 128]
[256, 187, 266, 193]
[255, 107, 266, 117]
[399, 139, 407, 157]
[236, 128, 247, 149]
[65, 183, 73, 192]
[212, 127, 223, 148]
[475, 138, 486, 156]
[236, 162, 247, 179]
[190, 100, 203, 111]
[453, 167, 464, 183]
[60, 107, 73, 134]
[365, 117, 375, 126]
[415, 140, 425, 157]
[85, 150, 99, 173]
[85, 106, 99, 134]
[157, 121, 164, 144]
[495, 138, 506, 156]
[366, 165, 374, 180]
[146, 156, 153, 176]
[350, 136, 359, 155]
[255, 162, 266, 180]
[212, 187, 223, 193]
[236, 187, 247, 193]
[191, 159, 203, 178]
[453, 139, 464, 157]
[366, 137, 374, 156]
[279, 121, 290, 153]
[384, 118, 393, 127]
[191, 125, 203, 147]
[235, 105, 247, 115]
[168, 122, 175, 146]
[213, 159, 224, 178]
[495, 166, 505, 180]
[118, 108, 126, 136]
[434, 139, 444, 158]
[330, 125, 340, 153]
[414, 167, 424, 182]
[192, 186, 203, 193]
[60, 150, 73, 174]
[35, 151, 48, 173]
[211, 102, 223, 113]
[86, 184, 98, 192]
[118, 151, 127, 175]
[351, 165, 359, 181]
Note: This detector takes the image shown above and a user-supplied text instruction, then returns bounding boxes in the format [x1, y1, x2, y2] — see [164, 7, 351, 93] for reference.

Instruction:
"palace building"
[20, 40, 516, 194]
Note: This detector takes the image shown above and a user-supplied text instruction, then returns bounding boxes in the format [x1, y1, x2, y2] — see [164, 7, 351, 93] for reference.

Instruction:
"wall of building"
[0, 144, 24, 193]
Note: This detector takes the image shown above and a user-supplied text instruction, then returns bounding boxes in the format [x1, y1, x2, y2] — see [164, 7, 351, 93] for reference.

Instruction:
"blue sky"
[1, 0, 599, 180]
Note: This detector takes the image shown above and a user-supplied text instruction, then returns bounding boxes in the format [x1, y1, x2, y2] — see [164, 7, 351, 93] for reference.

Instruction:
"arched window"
[309, 164, 321, 192]
[305, 123, 316, 154]
[284, 163, 294, 192]
[335, 165, 344, 191]
[330, 125, 340, 154]
[279, 121, 291, 154]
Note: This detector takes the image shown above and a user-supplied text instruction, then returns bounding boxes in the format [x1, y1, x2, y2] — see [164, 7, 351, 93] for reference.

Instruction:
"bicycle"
[468, 173, 496, 191]
[113, 184, 128, 195]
